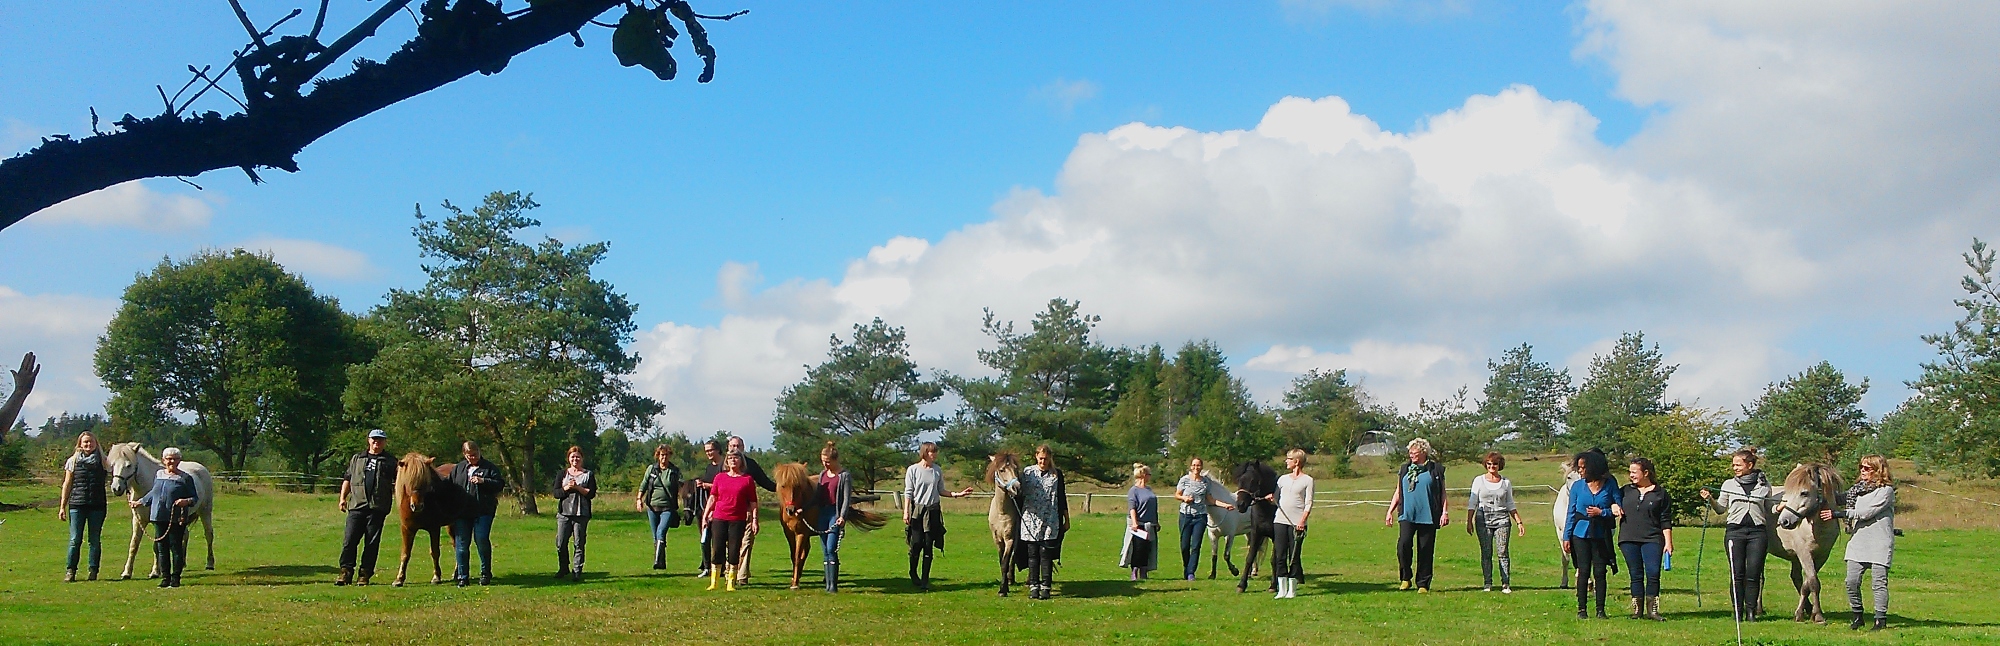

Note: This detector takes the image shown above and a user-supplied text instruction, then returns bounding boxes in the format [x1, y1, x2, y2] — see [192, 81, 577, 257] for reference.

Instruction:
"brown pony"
[773, 462, 886, 590]
[393, 453, 466, 587]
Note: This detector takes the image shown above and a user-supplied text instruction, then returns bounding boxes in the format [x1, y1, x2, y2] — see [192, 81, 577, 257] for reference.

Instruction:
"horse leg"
[122, 512, 143, 579]
[201, 509, 216, 570]
[997, 540, 1012, 596]
[788, 531, 803, 590]
[429, 528, 442, 585]
[394, 527, 413, 587]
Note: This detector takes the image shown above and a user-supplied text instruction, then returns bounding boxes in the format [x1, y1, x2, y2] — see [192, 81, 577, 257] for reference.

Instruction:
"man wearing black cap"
[337, 429, 397, 586]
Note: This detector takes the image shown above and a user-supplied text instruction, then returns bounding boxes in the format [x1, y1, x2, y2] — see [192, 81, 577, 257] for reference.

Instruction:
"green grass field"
[3, 472, 1998, 645]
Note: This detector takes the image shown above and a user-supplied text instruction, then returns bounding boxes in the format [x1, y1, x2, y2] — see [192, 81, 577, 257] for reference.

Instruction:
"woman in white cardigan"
[1821, 454, 1897, 631]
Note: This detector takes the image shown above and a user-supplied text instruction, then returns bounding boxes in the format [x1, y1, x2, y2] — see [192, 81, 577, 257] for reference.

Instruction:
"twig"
[157, 85, 175, 115]
[227, 0, 272, 51]
[259, 8, 304, 38]
[183, 64, 249, 113]
[692, 10, 749, 20]
[287, 0, 415, 89]
[167, 66, 209, 111]
[90, 107, 102, 135]
[308, 0, 331, 40]
[175, 176, 205, 191]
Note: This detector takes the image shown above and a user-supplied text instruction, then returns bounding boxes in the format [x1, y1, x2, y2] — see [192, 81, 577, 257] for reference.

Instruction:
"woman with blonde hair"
[59, 431, 110, 582]
[1823, 455, 1896, 631]
[1386, 438, 1447, 593]
[816, 441, 853, 593]
[1120, 463, 1159, 580]
[1273, 449, 1313, 599]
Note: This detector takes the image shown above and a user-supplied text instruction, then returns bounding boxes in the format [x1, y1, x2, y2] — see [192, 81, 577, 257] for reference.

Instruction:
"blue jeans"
[646, 508, 676, 542]
[453, 514, 494, 580]
[1620, 540, 1664, 597]
[817, 507, 843, 564]
[1179, 512, 1206, 579]
[67, 508, 106, 572]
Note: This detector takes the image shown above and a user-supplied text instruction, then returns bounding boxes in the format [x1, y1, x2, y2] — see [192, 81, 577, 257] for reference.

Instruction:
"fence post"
[1084, 493, 1093, 514]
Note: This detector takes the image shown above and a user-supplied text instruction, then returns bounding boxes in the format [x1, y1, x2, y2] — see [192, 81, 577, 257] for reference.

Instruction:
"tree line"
[6, 190, 1996, 515]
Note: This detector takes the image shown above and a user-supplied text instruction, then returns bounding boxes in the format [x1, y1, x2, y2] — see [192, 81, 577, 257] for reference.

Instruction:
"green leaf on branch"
[611, 6, 676, 80]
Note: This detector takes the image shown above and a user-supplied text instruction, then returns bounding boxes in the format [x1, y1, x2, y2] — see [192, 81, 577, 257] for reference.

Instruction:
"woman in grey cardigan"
[552, 446, 596, 582]
[816, 441, 853, 593]
[1821, 454, 1896, 631]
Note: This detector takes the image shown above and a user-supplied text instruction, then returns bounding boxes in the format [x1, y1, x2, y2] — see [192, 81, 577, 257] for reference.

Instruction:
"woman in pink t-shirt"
[704, 453, 758, 591]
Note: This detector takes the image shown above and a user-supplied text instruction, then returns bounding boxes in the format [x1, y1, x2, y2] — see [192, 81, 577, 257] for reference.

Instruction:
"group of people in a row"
[49, 431, 1900, 630]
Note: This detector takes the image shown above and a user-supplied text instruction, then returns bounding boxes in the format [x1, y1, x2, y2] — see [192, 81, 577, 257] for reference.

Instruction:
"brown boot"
[1631, 596, 1644, 619]
[357, 573, 371, 586]
[1648, 596, 1665, 621]
[335, 568, 353, 586]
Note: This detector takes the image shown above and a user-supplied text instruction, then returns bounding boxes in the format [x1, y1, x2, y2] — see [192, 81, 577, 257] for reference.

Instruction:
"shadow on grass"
[234, 564, 338, 586]
[1297, 579, 1401, 595]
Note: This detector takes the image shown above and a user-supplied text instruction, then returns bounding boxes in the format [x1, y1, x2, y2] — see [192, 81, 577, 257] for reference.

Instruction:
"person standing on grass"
[1823, 454, 1896, 631]
[1700, 448, 1771, 622]
[1564, 450, 1623, 619]
[692, 440, 722, 577]
[552, 446, 596, 582]
[337, 429, 397, 586]
[1174, 457, 1236, 581]
[131, 447, 198, 588]
[705, 452, 758, 591]
[637, 445, 683, 572]
[1386, 438, 1447, 593]
[1616, 457, 1672, 620]
[1272, 449, 1314, 600]
[59, 431, 109, 582]
[1017, 444, 1070, 600]
[816, 441, 852, 593]
[1120, 463, 1159, 581]
[902, 441, 975, 591]
[1466, 451, 1524, 594]
[449, 440, 505, 587]
[725, 435, 776, 586]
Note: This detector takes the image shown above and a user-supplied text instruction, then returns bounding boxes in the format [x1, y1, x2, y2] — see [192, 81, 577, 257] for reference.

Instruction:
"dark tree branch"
[0, 0, 636, 230]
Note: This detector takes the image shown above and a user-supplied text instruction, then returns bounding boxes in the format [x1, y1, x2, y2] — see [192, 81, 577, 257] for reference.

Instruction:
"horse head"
[772, 462, 814, 513]
[1232, 460, 1275, 511]
[397, 453, 437, 515]
[987, 452, 1022, 496]
[106, 442, 143, 497]
[1777, 462, 1844, 530]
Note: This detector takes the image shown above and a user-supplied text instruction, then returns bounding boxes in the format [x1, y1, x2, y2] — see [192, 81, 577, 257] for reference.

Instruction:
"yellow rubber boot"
[725, 567, 737, 592]
[707, 568, 721, 591]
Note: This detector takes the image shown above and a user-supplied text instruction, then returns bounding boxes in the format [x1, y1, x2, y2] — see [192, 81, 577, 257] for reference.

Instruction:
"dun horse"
[986, 452, 1024, 596]
[773, 462, 886, 590]
[393, 453, 469, 587]
[1768, 462, 1845, 623]
[105, 442, 216, 579]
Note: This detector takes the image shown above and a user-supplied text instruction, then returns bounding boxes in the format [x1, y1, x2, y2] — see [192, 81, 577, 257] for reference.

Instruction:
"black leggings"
[1397, 521, 1437, 588]
[153, 522, 188, 580]
[1272, 524, 1304, 579]
[708, 520, 747, 568]
[1726, 525, 1768, 616]
[1022, 540, 1057, 588]
[1571, 533, 1613, 611]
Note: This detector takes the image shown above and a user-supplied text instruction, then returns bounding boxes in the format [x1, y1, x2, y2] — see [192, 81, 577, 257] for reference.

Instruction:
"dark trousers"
[453, 514, 494, 580]
[1620, 540, 1664, 597]
[153, 521, 187, 581]
[1179, 512, 1206, 579]
[1726, 524, 1768, 617]
[1397, 521, 1438, 588]
[1572, 533, 1613, 611]
[1272, 524, 1304, 579]
[338, 508, 388, 576]
[1022, 540, 1056, 588]
[709, 520, 747, 568]
[698, 521, 716, 570]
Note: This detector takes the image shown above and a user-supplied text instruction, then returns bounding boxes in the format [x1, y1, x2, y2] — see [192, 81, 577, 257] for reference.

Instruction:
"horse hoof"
[393, 580, 405, 587]
[789, 584, 800, 590]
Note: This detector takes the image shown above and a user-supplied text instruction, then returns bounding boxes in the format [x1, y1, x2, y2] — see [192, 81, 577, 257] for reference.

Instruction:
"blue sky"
[5, 2, 1996, 443]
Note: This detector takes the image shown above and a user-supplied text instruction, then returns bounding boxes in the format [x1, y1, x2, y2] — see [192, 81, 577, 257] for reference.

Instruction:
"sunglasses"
[1859, 465, 1876, 471]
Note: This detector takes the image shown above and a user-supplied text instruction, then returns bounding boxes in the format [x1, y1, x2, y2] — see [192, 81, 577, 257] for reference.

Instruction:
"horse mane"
[986, 451, 1020, 483]
[1233, 460, 1276, 494]
[1786, 462, 1843, 495]
[773, 462, 812, 492]
[397, 453, 437, 489]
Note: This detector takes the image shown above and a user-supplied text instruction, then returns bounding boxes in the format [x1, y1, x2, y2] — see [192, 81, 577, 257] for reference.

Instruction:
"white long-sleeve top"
[1275, 473, 1313, 527]
[1467, 475, 1516, 514]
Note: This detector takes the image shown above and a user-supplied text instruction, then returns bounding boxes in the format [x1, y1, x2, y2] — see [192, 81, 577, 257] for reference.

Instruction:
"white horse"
[1554, 460, 1580, 589]
[1203, 473, 1258, 579]
[105, 442, 216, 579]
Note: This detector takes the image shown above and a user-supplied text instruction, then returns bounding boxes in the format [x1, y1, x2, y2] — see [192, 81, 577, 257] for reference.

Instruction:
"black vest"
[68, 452, 109, 511]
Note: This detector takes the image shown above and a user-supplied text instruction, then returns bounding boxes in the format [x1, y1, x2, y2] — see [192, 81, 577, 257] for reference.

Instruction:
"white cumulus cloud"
[0, 286, 118, 429]
[29, 180, 214, 231]
[238, 237, 378, 282]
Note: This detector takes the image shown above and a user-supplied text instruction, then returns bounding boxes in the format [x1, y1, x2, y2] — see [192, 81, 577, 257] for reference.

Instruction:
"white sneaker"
[1483, 586, 1493, 592]
[1502, 586, 1513, 594]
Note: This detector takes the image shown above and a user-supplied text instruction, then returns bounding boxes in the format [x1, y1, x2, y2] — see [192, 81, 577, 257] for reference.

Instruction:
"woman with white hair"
[1385, 438, 1447, 593]
[129, 447, 199, 588]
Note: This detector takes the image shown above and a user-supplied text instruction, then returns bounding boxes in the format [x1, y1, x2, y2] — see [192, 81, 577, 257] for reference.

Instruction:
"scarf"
[1734, 470, 1768, 495]
[1842, 478, 1883, 531]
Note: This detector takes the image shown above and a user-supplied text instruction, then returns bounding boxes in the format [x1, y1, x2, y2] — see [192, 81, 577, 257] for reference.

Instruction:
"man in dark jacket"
[337, 429, 397, 586]
[724, 435, 776, 585]
[449, 440, 505, 586]
[692, 440, 722, 577]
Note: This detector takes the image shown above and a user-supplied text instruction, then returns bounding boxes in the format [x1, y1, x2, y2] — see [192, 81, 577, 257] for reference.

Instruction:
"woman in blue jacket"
[130, 447, 200, 588]
[1563, 450, 1622, 618]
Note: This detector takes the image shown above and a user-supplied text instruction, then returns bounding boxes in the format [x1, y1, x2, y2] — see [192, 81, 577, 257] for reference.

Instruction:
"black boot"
[1849, 611, 1866, 630]
[653, 541, 667, 570]
[920, 553, 934, 590]
[1872, 615, 1888, 631]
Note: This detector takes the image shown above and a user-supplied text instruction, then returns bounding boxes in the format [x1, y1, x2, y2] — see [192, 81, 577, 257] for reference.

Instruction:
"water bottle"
[1663, 551, 1672, 571]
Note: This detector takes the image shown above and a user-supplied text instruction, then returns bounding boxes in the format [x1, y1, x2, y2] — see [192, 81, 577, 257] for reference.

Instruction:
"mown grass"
[3, 470, 1997, 645]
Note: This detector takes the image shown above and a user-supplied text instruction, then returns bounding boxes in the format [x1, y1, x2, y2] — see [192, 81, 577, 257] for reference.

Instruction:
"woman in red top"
[705, 452, 758, 591]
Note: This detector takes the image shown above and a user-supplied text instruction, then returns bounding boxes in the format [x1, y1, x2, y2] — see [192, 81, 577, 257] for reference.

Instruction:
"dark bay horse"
[773, 462, 886, 590]
[393, 453, 469, 587]
[1231, 460, 1279, 593]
